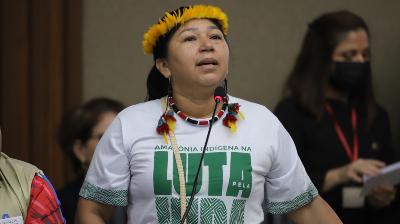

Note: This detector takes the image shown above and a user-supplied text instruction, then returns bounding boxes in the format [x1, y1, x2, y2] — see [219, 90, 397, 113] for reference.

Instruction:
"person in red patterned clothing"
[0, 127, 65, 223]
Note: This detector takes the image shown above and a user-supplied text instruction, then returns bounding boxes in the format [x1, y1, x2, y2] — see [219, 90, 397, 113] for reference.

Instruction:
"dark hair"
[284, 10, 375, 121]
[146, 6, 227, 101]
[58, 97, 125, 171]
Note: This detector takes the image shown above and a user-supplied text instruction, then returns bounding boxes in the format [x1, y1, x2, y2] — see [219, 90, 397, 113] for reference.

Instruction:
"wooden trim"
[0, 0, 82, 188]
[64, 0, 82, 109]
[0, 0, 31, 162]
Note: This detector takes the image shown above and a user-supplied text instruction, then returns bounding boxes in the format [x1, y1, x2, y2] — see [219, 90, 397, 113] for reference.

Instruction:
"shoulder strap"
[158, 97, 187, 221]
[160, 96, 167, 112]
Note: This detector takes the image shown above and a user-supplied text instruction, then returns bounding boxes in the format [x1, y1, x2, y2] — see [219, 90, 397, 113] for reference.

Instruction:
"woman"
[57, 98, 125, 223]
[76, 5, 341, 223]
[275, 10, 397, 224]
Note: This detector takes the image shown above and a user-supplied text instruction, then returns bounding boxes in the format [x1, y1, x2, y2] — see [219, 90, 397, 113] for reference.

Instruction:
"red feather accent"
[156, 123, 170, 135]
[164, 114, 176, 122]
[223, 114, 237, 128]
[231, 103, 240, 113]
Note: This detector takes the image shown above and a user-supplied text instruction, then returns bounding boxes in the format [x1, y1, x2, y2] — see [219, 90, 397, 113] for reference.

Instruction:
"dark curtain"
[0, 0, 82, 188]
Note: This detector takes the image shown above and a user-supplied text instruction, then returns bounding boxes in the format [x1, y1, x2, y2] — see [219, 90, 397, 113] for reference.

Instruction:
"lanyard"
[324, 103, 359, 161]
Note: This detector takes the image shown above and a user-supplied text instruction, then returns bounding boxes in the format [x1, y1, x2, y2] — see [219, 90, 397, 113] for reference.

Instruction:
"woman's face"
[83, 111, 116, 164]
[158, 19, 229, 92]
[332, 29, 370, 62]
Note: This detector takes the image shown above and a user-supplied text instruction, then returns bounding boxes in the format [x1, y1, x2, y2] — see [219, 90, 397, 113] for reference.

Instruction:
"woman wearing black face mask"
[274, 10, 398, 224]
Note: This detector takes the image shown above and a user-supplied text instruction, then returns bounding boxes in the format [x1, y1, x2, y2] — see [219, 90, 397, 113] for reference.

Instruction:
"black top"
[57, 176, 127, 224]
[274, 97, 398, 224]
[57, 176, 84, 223]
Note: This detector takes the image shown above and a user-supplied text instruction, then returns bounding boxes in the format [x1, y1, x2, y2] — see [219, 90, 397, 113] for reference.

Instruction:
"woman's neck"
[172, 88, 223, 118]
[325, 84, 349, 103]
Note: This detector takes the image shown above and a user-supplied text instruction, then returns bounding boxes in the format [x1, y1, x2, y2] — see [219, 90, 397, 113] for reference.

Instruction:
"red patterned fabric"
[25, 174, 65, 224]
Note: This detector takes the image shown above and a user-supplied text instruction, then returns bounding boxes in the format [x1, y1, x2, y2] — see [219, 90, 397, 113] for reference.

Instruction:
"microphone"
[180, 86, 225, 224]
[213, 86, 225, 103]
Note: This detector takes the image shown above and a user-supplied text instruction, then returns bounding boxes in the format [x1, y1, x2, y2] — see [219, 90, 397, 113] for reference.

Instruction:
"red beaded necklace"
[168, 96, 228, 126]
[156, 95, 244, 143]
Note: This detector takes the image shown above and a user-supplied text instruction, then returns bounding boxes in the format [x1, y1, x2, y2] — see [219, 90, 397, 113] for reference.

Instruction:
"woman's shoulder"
[273, 97, 314, 131]
[118, 99, 163, 120]
[274, 97, 298, 113]
[1, 153, 41, 176]
[274, 97, 306, 118]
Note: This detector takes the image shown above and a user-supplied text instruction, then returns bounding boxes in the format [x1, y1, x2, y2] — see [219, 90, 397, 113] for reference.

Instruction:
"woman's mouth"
[197, 58, 219, 67]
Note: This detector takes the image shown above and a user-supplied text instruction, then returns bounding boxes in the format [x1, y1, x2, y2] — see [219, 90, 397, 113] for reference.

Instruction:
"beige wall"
[83, 0, 400, 149]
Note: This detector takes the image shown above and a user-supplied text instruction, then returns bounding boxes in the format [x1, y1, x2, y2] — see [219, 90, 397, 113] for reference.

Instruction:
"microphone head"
[214, 86, 226, 102]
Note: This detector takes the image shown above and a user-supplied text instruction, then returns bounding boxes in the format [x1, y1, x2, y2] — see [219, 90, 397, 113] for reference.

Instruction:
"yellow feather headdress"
[142, 5, 228, 54]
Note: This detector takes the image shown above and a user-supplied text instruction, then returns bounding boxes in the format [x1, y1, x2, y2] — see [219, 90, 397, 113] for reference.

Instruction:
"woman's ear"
[72, 140, 86, 163]
[155, 58, 171, 78]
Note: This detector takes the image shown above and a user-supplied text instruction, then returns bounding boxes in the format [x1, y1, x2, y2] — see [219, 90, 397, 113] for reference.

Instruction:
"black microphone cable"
[180, 87, 225, 224]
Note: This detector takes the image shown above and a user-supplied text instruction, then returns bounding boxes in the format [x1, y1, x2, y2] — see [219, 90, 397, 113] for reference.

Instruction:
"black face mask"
[329, 61, 370, 91]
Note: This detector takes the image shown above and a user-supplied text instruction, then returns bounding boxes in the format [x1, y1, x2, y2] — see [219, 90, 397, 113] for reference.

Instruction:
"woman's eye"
[342, 51, 356, 61]
[362, 50, 371, 61]
[210, 34, 222, 40]
[183, 36, 196, 42]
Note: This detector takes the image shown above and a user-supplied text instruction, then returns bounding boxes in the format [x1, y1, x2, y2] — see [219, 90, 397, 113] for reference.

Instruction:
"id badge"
[0, 216, 23, 224]
[342, 187, 365, 208]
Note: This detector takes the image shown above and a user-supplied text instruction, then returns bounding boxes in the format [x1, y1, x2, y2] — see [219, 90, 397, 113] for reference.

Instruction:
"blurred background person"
[57, 98, 125, 223]
[0, 127, 65, 223]
[275, 10, 398, 224]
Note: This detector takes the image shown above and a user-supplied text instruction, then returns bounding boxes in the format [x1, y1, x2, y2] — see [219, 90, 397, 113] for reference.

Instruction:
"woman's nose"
[199, 37, 214, 52]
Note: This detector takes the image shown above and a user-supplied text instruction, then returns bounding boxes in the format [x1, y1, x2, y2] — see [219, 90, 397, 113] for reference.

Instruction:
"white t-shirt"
[80, 96, 317, 223]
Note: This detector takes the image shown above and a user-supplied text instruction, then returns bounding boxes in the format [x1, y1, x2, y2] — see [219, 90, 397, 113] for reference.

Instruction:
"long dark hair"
[146, 7, 227, 101]
[284, 10, 375, 121]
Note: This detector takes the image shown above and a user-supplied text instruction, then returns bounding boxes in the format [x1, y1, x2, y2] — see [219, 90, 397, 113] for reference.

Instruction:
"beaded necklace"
[168, 96, 228, 126]
[156, 95, 244, 143]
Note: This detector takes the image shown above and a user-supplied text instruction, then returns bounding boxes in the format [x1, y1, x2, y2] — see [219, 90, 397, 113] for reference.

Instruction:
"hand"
[338, 159, 385, 184]
[367, 184, 396, 208]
